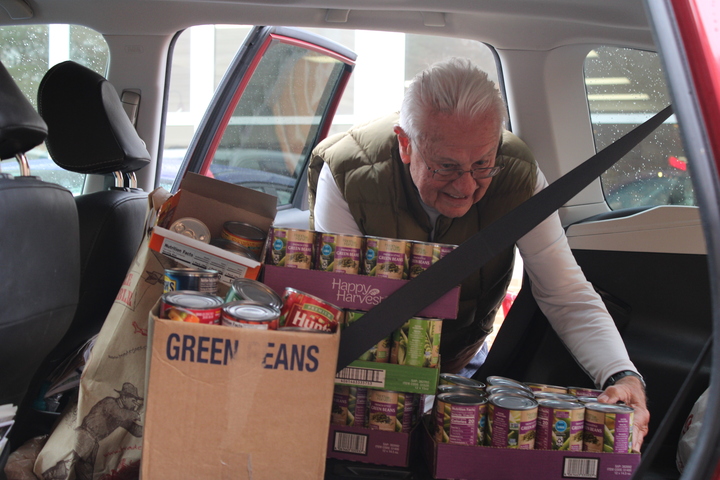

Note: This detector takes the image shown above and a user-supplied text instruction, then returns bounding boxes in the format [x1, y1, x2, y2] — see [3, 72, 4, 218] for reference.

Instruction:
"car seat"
[0, 59, 80, 470]
[9, 62, 152, 447]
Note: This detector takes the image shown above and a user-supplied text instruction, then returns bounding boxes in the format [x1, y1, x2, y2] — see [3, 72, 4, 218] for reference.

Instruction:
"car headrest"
[38, 61, 151, 174]
[0, 60, 48, 160]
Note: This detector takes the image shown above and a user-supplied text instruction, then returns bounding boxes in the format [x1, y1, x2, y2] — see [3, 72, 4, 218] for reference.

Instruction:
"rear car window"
[584, 46, 694, 210]
[161, 26, 499, 204]
[0, 25, 109, 195]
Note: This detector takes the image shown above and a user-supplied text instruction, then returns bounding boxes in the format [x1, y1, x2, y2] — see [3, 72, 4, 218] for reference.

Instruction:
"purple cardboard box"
[327, 424, 416, 467]
[422, 424, 641, 480]
[262, 265, 460, 319]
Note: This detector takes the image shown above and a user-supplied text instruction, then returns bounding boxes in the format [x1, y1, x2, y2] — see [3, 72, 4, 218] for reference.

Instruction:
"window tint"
[0, 25, 109, 195]
[162, 27, 498, 203]
[584, 47, 693, 210]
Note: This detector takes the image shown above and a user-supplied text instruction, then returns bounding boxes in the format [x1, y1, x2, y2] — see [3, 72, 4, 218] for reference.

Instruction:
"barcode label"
[333, 431, 369, 455]
[563, 457, 599, 478]
[335, 367, 386, 387]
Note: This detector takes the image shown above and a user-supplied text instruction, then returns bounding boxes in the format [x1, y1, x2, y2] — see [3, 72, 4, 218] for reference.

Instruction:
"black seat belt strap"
[337, 105, 674, 372]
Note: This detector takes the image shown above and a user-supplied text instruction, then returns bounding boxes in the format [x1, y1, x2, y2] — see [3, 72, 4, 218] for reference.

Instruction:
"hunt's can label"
[487, 394, 538, 449]
[583, 403, 634, 453]
[567, 387, 604, 398]
[221, 221, 266, 256]
[224, 278, 282, 310]
[367, 389, 414, 433]
[269, 227, 315, 269]
[364, 236, 411, 279]
[331, 385, 368, 427]
[163, 267, 219, 294]
[439, 373, 486, 392]
[435, 392, 487, 445]
[344, 310, 390, 363]
[316, 232, 364, 274]
[160, 291, 224, 324]
[390, 317, 442, 367]
[526, 383, 569, 394]
[535, 399, 585, 451]
[278, 288, 342, 332]
[221, 301, 280, 329]
[408, 241, 456, 278]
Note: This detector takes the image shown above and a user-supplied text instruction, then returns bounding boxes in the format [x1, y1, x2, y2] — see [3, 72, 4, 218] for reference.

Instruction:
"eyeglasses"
[420, 155, 505, 181]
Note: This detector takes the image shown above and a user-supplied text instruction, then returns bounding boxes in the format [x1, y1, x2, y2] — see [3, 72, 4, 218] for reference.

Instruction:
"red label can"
[160, 291, 224, 324]
[278, 288, 343, 332]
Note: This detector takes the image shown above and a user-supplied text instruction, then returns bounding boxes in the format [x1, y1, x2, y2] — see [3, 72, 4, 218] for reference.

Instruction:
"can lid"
[223, 221, 265, 240]
[576, 396, 602, 404]
[170, 217, 211, 243]
[489, 393, 539, 410]
[165, 267, 219, 277]
[533, 392, 578, 401]
[163, 290, 224, 308]
[230, 278, 282, 309]
[439, 373, 486, 389]
[437, 392, 487, 406]
[437, 384, 488, 397]
[585, 402, 635, 414]
[486, 385, 535, 399]
[537, 398, 585, 410]
[223, 301, 279, 322]
[486, 375, 533, 393]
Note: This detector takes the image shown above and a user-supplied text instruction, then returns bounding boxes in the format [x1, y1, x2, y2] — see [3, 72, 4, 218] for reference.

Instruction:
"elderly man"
[307, 57, 649, 450]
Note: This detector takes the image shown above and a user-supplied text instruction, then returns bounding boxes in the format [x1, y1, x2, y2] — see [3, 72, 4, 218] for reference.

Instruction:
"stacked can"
[366, 389, 416, 433]
[408, 241, 457, 279]
[267, 227, 316, 269]
[390, 317, 442, 367]
[583, 403, 634, 453]
[331, 385, 369, 427]
[535, 399, 585, 451]
[363, 236, 411, 279]
[435, 391, 488, 445]
[486, 393, 539, 449]
[316, 232, 364, 274]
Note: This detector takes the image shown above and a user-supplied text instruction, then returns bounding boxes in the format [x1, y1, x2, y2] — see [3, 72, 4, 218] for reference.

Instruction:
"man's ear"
[393, 125, 412, 165]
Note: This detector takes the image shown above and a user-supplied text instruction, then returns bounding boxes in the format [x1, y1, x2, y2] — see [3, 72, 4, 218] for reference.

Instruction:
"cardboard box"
[327, 424, 418, 467]
[334, 360, 439, 395]
[142, 304, 340, 479]
[263, 265, 460, 319]
[422, 422, 641, 480]
[150, 173, 277, 282]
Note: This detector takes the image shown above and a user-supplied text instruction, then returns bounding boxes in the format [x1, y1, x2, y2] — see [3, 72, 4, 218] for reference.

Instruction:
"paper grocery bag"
[34, 188, 173, 480]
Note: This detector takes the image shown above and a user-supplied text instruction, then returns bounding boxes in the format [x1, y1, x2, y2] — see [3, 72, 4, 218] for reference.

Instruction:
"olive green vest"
[308, 113, 537, 372]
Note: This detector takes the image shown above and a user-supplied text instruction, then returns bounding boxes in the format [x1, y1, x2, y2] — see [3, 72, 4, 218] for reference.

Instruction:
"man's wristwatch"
[603, 370, 646, 390]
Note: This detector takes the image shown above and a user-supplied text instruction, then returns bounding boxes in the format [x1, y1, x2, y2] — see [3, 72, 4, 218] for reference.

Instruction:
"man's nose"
[450, 170, 479, 193]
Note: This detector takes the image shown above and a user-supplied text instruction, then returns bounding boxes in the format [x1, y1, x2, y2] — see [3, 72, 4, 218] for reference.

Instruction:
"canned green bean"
[316, 232, 364, 274]
[364, 236, 411, 279]
[390, 317, 442, 367]
[408, 241, 456, 279]
[583, 403, 634, 453]
[535, 399, 585, 451]
[435, 392, 487, 445]
[487, 394, 538, 449]
[331, 385, 369, 427]
[367, 389, 415, 433]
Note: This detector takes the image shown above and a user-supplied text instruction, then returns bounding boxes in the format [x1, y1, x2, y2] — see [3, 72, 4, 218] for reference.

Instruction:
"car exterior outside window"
[584, 46, 694, 210]
[0, 25, 109, 195]
[161, 26, 499, 204]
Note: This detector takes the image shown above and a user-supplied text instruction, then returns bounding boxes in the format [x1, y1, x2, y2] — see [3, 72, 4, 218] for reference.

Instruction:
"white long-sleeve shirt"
[314, 162, 638, 388]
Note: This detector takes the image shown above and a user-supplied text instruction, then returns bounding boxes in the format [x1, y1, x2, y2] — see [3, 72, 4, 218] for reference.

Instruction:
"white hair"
[398, 57, 507, 141]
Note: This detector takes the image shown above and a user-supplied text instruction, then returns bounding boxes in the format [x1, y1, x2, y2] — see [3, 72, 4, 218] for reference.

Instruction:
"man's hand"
[597, 376, 649, 452]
